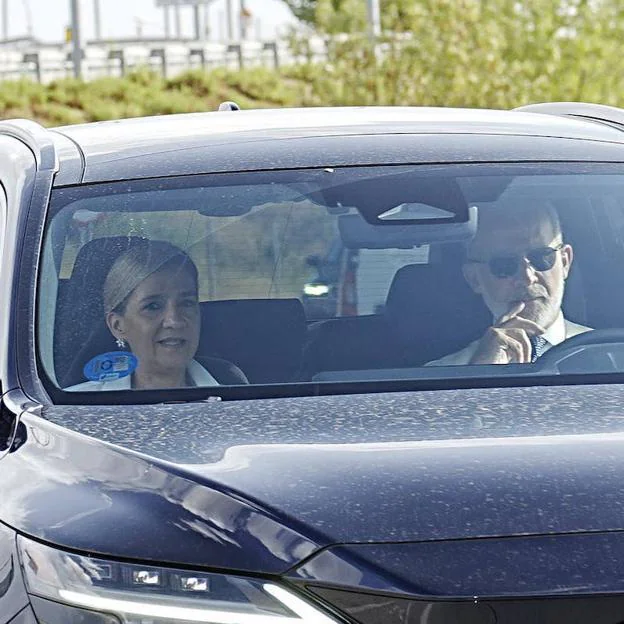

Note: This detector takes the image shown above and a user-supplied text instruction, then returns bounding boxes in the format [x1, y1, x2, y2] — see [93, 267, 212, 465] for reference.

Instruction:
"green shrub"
[4, 1, 624, 129]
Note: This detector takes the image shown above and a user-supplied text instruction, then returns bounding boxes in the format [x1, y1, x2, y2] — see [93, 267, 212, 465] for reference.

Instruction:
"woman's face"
[107, 263, 200, 382]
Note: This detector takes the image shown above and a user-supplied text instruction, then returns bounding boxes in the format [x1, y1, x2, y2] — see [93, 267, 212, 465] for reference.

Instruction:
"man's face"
[462, 210, 573, 330]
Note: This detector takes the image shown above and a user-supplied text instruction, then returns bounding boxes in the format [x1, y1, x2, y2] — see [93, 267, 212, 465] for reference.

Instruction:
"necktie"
[530, 335, 550, 362]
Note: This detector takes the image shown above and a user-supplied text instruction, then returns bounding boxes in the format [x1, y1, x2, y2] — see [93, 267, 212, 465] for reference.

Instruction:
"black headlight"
[18, 536, 341, 623]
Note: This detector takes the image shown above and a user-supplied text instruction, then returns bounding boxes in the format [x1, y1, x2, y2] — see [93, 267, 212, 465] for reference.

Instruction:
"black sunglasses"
[468, 243, 564, 279]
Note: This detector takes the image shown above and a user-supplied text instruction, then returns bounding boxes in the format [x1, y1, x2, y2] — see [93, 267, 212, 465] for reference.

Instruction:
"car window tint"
[37, 163, 624, 396]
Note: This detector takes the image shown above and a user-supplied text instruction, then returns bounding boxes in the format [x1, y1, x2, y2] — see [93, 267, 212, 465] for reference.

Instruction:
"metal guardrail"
[0, 38, 328, 83]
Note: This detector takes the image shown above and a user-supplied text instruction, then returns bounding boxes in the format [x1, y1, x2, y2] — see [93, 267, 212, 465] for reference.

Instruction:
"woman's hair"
[103, 239, 199, 314]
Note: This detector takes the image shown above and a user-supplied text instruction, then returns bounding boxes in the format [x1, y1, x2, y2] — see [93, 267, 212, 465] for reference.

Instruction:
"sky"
[3, 0, 300, 43]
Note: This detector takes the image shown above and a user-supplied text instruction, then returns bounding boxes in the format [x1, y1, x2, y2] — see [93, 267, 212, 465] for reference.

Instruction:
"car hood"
[43, 382, 624, 547]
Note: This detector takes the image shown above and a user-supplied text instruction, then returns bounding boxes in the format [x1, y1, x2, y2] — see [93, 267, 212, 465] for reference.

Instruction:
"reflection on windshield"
[38, 164, 624, 398]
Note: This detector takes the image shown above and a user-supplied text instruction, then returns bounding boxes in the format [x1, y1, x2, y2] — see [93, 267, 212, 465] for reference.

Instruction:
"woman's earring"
[116, 337, 126, 349]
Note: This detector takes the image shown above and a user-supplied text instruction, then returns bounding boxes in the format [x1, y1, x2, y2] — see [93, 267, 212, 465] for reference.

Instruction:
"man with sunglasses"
[428, 203, 590, 366]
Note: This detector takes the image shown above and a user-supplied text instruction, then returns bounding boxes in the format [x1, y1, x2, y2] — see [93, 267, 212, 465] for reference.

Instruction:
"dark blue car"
[5, 103, 624, 623]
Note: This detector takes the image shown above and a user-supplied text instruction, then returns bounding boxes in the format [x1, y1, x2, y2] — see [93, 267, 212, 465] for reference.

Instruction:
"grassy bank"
[3, 29, 624, 127]
[0, 66, 319, 127]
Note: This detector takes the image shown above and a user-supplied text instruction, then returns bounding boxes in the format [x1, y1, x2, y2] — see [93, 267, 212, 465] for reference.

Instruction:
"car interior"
[39, 164, 624, 392]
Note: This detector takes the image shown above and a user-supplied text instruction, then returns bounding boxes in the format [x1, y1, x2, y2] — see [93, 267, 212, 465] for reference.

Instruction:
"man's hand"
[469, 303, 545, 364]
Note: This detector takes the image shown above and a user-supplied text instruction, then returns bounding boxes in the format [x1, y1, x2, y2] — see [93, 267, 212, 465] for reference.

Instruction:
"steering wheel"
[533, 328, 624, 374]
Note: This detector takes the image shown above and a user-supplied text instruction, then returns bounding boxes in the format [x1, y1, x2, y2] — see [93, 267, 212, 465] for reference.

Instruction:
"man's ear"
[106, 311, 125, 340]
[561, 243, 573, 279]
[462, 262, 483, 294]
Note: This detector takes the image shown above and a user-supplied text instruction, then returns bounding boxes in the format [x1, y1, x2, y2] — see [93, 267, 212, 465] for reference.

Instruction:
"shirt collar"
[187, 359, 219, 386]
[543, 311, 566, 346]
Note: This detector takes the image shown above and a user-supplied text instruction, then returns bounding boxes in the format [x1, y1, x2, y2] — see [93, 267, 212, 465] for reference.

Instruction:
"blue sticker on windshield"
[83, 351, 138, 382]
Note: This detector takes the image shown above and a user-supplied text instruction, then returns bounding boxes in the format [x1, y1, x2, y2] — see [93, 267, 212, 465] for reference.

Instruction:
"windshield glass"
[39, 163, 624, 399]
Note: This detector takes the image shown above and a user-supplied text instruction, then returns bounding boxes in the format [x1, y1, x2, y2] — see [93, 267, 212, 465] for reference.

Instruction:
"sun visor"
[339, 205, 478, 249]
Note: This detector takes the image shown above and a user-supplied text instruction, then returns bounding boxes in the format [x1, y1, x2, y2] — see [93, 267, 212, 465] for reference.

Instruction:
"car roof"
[55, 106, 624, 152]
[49, 106, 624, 185]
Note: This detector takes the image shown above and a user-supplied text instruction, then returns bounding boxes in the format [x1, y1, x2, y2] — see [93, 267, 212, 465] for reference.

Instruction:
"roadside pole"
[193, 5, 201, 39]
[366, 0, 381, 39]
[70, 0, 82, 79]
[240, 0, 249, 40]
[175, 3, 182, 37]
[164, 6, 171, 38]
[226, 0, 234, 41]
[93, 0, 101, 40]
[2, 0, 8, 41]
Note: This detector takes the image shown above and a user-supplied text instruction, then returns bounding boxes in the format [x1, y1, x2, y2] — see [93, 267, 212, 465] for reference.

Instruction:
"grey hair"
[468, 200, 563, 254]
[103, 239, 198, 314]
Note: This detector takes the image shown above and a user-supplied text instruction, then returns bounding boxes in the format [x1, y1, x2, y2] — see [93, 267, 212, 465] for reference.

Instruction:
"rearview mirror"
[339, 205, 478, 249]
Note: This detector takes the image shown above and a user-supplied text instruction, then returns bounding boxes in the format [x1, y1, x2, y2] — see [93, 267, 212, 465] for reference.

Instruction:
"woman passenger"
[67, 239, 247, 390]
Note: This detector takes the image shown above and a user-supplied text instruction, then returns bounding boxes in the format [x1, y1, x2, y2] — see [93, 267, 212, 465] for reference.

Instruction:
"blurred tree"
[283, 0, 365, 31]
[285, 0, 624, 108]
[315, 0, 366, 32]
[282, 0, 325, 26]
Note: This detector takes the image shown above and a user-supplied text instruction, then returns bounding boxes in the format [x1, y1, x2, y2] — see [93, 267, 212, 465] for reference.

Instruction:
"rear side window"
[38, 164, 624, 399]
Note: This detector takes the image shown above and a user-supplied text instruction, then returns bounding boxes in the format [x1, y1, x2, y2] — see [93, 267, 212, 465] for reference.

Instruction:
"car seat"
[63, 298, 306, 387]
[301, 248, 492, 379]
[54, 236, 148, 386]
[198, 299, 307, 384]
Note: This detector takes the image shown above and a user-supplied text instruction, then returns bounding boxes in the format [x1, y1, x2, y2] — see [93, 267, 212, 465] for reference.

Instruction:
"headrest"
[562, 262, 587, 326]
[386, 262, 486, 318]
[384, 262, 490, 360]
[69, 236, 149, 309]
[55, 236, 149, 384]
[198, 298, 306, 383]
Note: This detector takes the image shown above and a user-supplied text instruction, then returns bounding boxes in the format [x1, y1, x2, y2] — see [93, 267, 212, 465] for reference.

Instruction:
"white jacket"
[65, 358, 219, 391]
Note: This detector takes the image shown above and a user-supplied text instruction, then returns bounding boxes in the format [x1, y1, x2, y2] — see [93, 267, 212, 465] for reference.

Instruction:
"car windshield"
[38, 162, 624, 400]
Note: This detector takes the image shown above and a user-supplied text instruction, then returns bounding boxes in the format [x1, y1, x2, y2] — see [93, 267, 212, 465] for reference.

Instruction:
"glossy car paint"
[50, 107, 624, 185]
[3, 383, 624, 580]
[0, 121, 57, 399]
[32, 383, 624, 542]
[4, 108, 624, 621]
[0, 410, 321, 574]
[0, 522, 30, 623]
[55, 133, 624, 184]
[292, 532, 624, 595]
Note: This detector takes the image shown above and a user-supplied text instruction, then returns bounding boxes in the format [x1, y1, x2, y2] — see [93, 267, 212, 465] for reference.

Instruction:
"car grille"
[306, 585, 624, 624]
[307, 586, 495, 624]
